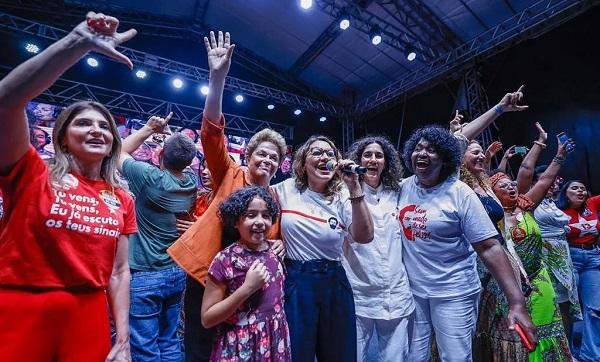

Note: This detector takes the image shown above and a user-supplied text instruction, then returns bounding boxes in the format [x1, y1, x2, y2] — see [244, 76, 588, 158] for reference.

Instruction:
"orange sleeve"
[200, 114, 236, 189]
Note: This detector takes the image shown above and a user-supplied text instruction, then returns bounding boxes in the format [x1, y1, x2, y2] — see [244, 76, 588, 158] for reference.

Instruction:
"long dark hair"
[346, 135, 403, 191]
[556, 179, 588, 211]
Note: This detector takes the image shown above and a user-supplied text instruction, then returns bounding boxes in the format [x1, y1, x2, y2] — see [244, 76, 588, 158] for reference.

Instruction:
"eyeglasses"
[309, 147, 336, 158]
[497, 180, 517, 189]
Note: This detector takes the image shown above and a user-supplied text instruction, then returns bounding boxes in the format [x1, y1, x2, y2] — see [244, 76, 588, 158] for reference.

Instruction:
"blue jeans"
[570, 246, 600, 362]
[284, 259, 357, 362]
[130, 266, 186, 362]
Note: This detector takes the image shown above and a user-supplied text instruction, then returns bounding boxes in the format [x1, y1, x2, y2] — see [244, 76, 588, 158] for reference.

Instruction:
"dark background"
[358, 6, 600, 194]
[1, 6, 598, 193]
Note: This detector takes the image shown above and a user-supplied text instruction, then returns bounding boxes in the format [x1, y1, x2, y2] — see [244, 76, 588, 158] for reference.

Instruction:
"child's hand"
[243, 259, 269, 293]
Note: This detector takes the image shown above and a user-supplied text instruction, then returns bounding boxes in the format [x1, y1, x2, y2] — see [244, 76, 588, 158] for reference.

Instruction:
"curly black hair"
[346, 135, 403, 191]
[402, 126, 462, 183]
[218, 186, 279, 245]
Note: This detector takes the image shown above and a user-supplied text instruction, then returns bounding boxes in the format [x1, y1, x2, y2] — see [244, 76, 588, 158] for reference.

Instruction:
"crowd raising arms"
[2, 10, 599, 362]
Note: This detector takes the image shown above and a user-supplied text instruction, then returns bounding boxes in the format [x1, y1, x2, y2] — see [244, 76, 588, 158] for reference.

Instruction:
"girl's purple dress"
[208, 243, 291, 361]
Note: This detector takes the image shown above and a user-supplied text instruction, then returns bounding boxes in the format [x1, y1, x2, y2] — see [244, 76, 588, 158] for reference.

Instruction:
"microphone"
[326, 160, 367, 175]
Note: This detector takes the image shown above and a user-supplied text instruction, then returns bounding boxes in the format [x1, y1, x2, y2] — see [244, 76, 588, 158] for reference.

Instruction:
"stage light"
[339, 18, 350, 30]
[25, 43, 40, 54]
[235, 94, 244, 103]
[135, 70, 147, 79]
[406, 45, 417, 61]
[294, 109, 302, 116]
[267, 104, 275, 110]
[300, 0, 312, 9]
[86, 57, 99, 67]
[320, 116, 327, 122]
[200, 85, 209, 95]
[370, 27, 382, 45]
[172, 77, 184, 89]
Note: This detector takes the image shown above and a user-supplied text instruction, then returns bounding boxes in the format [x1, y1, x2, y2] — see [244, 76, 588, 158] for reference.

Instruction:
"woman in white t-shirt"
[344, 135, 414, 361]
[398, 126, 535, 362]
[272, 135, 374, 362]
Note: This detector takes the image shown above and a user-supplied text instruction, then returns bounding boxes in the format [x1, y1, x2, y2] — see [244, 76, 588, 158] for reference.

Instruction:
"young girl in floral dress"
[201, 186, 290, 361]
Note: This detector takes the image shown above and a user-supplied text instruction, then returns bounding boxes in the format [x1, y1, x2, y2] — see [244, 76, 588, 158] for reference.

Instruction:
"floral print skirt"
[210, 309, 291, 362]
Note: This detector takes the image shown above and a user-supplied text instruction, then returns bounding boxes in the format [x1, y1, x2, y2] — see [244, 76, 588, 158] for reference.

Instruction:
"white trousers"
[407, 293, 480, 362]
[356, 315, 411, 362]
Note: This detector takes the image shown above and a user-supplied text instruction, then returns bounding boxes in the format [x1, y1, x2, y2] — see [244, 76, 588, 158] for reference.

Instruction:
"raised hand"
[504, 145, 520, 160]
[534, 122, 548, 143]
[72, 12, 137, 69]
[556, 135, 575, 157]
[486, 141, 503, 160]
[145, 112, 173, 134]
[449, 110, 467, 133]
[497, 85, 529, 113]
[243, 259, 269, 293]
[204, 31, 235, 79]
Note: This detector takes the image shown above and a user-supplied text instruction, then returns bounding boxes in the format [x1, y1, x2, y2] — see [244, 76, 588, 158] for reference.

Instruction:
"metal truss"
[0, 67, 293, 140]
[289, 19, 342, 76]
[315, 0, 446, 63]
[463, 66, 493, 149]
[0, 0, 331, 101]
[356, 0, 597, 117]
[0, 10, 342, 116]
[341, 116, 355, 151]
[377, 0, 461, 53]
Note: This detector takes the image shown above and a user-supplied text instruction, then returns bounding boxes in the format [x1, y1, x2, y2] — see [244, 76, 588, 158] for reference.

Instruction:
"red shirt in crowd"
[563, 195, 600, 245]
[0, 147, 137, 289]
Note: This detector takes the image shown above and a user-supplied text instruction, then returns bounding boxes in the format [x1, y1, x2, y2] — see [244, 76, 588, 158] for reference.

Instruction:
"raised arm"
[497, 145, 517, 174]
[118, 113, 172, 171]
[524, 135, 573, 207]
[0, 12, 136, 173]
[516, 122, 548, 194]
[203, 31, 235, 124]
[457, 85, 529, 141]
[484, 141, 503, 171]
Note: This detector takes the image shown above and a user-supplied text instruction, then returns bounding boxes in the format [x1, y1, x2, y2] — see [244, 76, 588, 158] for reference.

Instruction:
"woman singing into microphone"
[272, 135, 374, 362]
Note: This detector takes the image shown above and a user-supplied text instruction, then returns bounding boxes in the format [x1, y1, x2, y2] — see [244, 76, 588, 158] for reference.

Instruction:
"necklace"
[503, 206, 517, 215]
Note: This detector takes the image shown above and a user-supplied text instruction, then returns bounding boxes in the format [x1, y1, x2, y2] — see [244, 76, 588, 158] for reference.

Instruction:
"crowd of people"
[0, 12, 598, 362]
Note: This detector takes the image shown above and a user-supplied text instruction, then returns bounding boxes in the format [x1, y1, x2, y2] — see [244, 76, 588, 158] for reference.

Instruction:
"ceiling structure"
[0, 0, 597, 142]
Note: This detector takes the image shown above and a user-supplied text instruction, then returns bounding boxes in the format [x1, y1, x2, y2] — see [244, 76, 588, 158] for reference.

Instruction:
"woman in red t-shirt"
[556, 180, 600, 362]
[0, 12, 137, 362]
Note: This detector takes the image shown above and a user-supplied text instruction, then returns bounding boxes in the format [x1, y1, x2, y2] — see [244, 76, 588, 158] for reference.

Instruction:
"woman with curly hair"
[398, 126, 535, 362]
[343, 135, 414, 361]
[271, 135, 374, 362]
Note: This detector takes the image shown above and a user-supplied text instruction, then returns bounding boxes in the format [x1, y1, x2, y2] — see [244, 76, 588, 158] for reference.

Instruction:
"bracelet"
[533, 140, 547, 149]
[494, 104, 504, 114]
[349, 194, 365, 204]
[552, 155, 566, 165]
